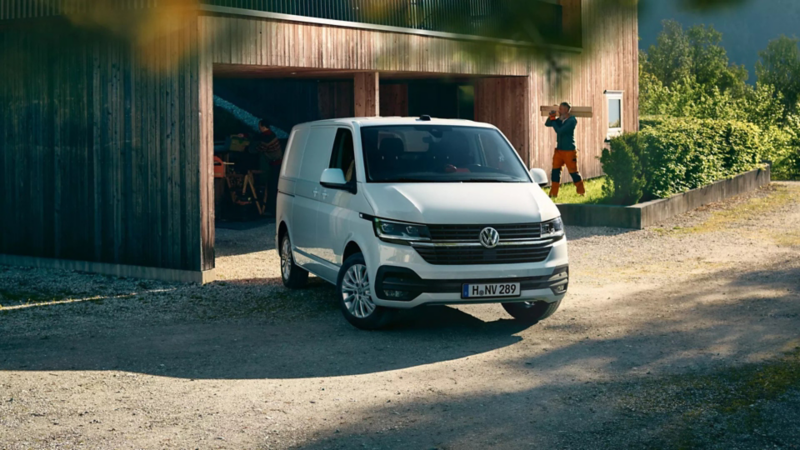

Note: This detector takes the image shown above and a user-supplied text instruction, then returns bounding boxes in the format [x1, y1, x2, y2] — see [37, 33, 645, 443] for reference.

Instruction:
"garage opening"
[211, 68, 476, 229]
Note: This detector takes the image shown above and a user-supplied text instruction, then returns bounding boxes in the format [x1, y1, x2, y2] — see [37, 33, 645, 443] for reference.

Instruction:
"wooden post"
[354, 72, 379, 117]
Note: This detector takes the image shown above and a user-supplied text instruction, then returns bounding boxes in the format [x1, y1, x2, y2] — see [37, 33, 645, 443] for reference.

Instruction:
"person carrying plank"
[545, 102, 585, 198]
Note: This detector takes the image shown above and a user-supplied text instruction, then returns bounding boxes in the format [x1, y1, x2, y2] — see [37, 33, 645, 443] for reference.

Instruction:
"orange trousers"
[550, 149, 585, 198]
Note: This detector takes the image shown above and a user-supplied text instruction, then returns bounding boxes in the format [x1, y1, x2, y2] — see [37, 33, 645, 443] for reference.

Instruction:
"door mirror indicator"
[530, 168, 549, 188]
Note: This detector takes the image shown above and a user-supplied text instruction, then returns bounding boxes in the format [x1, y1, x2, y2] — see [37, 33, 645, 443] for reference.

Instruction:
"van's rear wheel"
[502, 300, 561, 324]
[338, 253, 394, 330]
[280, 234, 308, 289]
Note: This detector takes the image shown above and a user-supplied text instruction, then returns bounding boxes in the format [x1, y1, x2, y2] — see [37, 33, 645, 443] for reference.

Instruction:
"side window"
[605, 90, 624, 139]
[329, 128, 356, 184]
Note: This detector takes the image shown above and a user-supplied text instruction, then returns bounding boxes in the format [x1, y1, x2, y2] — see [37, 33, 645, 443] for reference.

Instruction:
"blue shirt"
[545, 115, 578, 150]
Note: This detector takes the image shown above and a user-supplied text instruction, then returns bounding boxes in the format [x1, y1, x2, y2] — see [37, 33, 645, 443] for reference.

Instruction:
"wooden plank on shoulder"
[539, 105, 593, 117]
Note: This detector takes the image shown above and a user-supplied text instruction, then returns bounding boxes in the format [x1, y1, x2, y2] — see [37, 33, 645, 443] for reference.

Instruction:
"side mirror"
[530, 168, 549, 188]
[320, 168, 351, 191]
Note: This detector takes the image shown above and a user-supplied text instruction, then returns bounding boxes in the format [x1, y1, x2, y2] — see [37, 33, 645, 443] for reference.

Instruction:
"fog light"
[553, 284, 567, 294]
[383, 290, 407, 299]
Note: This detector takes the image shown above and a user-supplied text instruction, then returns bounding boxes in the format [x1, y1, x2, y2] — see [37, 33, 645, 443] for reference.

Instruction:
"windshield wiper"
[371, 178, 449, 183]
[459, 179, 525, 183]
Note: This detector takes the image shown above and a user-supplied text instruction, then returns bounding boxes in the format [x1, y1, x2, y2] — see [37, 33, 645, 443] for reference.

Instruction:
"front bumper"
[364, 236, 569, 309]
[374, 265, 569, 307]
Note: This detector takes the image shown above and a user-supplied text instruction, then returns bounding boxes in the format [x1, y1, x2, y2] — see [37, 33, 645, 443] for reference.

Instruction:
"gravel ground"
[1, 182, 799, 449]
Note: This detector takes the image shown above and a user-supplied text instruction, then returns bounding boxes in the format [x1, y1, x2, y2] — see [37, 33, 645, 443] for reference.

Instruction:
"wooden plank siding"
[200, 0, 638, 180]
[0, 0, 636, 280]
[318, 81, 355, 119]
[528, 0, 639, 179]
[474, 77, 531, 166]
[0, 18, 209, 273]
[0, 0, 161, 20]
[202, 15, 530, 77]
[379, 83, 409, 117]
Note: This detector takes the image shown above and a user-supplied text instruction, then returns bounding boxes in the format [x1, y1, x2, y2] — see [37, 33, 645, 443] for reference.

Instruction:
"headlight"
[373, 218, 431, 244]
[541, 217, 564, 239]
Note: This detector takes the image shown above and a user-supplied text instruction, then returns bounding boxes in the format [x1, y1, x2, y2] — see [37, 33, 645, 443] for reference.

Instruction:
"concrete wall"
[559, 165, 772, 229]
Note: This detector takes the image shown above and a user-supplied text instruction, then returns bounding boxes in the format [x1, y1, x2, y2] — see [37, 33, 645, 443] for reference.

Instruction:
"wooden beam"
[539, 105, 593, 117]
[354, 72, 379, 117]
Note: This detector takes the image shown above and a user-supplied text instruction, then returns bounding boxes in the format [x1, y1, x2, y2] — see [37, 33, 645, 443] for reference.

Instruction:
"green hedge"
[763, 117, 800, 180]
[601, 118, 765, 205]
[638, 115, 670, 130]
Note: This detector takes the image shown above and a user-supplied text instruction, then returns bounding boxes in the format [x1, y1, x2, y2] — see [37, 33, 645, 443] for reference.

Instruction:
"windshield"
[360, 125, 531, 183]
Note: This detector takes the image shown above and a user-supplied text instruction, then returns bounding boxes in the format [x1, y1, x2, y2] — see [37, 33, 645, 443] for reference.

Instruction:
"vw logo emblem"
[479, 227, 500, 249]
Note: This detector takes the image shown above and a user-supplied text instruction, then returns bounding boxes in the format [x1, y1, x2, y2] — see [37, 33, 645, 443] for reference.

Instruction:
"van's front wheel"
[338, 254, 394, 330]
[502, 300, 561, 324]
[280, 234, 308, 289]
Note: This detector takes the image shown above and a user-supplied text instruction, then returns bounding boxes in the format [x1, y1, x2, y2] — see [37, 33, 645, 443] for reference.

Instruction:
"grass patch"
[554, 176, 609, 204]
[774, 230, 800, 247]
[677, 184, 799, 235]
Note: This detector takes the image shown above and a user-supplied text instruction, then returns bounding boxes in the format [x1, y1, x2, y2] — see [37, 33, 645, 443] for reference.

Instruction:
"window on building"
[605, 90, 623, 139]
[329, 128, 357, 184]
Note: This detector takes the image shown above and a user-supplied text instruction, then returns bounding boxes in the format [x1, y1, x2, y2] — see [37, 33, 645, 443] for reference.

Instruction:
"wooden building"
[0, 0, 638, 282]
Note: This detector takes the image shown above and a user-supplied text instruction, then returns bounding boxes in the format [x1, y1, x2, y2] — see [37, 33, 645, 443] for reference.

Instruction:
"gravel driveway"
[1, 183, 799, 449]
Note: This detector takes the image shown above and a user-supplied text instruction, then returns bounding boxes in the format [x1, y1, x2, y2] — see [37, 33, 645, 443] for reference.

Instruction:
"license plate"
[461, 282, 521, 299]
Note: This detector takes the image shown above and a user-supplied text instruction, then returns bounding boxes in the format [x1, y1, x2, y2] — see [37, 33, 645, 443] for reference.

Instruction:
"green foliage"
[643, 20, 692, 86]
[638, 115, 669, 130]
[600, 119, 764, 204]
[640, 72, 785, 125]
[687, 24, 749, 95]
[644, 119, 764, 198]
[763, 112, 800, 180]
[600, 134, 646, 205]
[756, 36, 800, 115]
[643, 21, 748, 97]
[640, 24, 799, 179]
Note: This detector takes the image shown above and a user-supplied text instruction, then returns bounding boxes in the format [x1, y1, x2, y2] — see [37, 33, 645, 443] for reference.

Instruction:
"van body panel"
[291, 126, 337, 275]
[361, 182, 558, 225]
[276, 117, 569, 317]
[316, 183, 375, 268]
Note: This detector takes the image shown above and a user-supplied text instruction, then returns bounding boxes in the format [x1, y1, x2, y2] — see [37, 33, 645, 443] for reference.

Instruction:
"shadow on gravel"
[293, 263, 800, 449]
[0, 282, 528, 379]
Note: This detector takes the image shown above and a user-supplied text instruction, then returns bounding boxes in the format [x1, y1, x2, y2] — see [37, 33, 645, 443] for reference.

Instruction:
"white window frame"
[605, 90, 624, 140]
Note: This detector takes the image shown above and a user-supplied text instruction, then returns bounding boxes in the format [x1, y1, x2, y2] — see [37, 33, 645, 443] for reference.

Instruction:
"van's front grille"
[427, 223, 542, 242]
[412, 244, 553, 265]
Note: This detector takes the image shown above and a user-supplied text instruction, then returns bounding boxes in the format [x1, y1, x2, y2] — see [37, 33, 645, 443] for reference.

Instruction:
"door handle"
[313, 188, 320, 197]
[322, 190, 328, 200]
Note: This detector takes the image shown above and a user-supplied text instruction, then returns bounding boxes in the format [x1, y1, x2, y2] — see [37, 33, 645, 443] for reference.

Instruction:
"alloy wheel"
[341, 264, 375, 319]
[280, 237, 292, 281]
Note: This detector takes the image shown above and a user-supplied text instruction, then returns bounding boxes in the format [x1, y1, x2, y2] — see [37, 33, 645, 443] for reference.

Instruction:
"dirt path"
[1, 183, 799, 449]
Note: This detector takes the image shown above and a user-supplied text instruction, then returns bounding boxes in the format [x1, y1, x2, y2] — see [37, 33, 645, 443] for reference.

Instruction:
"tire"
[279, 233, 308, 289]
[337, 253, 394, 330]
[502, 299, 562, 324]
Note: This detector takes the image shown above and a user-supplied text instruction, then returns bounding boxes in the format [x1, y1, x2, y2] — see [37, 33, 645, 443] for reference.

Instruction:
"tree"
[756, 36, 800, 114]
[687, 24, 749, 96]
[642, 21, 748, 96]
[643, 20, 692, 86]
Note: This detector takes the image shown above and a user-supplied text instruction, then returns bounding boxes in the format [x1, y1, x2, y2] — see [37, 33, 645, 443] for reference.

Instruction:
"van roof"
[298, 117, 496, 129]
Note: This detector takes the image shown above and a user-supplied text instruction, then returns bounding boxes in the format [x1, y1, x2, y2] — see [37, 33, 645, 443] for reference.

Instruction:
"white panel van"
[276, 117, 568, 329]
